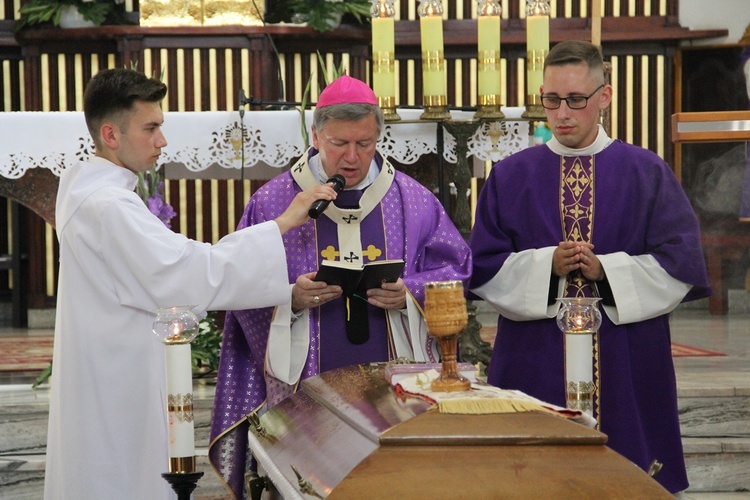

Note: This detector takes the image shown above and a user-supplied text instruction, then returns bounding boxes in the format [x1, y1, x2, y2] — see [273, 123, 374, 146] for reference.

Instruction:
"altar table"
[0, 108, 529, 179]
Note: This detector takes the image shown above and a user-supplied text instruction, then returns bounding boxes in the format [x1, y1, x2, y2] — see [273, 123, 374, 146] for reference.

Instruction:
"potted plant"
[266, 0, 372, 32]
[16, 0, 130, 30]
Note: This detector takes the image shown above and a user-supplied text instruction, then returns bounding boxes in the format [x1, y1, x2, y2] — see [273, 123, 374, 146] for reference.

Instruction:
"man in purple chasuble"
[209, 75, 472, 498]
[469, 41, 710, 494]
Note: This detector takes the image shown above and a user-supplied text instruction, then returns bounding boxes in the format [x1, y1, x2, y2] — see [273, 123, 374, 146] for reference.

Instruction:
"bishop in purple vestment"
[469, 41, 710, 494]
[209, 76, 471, 498]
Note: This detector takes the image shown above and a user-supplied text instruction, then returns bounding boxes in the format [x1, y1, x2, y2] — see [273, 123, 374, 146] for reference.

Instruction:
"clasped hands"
[552, 241, 605, 281]
[291, 272, 407, 311]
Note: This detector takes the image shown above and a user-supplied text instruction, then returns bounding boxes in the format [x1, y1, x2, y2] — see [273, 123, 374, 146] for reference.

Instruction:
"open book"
[314, 259, 405, 297]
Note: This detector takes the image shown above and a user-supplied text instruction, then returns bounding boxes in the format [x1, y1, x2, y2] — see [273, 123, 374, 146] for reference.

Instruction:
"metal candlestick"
[153, 306, 203, 495]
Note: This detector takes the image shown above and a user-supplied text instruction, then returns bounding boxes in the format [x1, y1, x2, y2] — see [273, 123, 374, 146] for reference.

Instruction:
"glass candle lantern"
[555, 297, 602, 419]
[153, 306, 200, 474]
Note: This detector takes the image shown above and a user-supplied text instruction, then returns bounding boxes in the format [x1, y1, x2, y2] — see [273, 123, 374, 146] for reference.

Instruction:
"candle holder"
[424, 281, 470, 392]
[555, 297, 602, 418]
[475, 0, 504, 120]
[371, 0, 401, 122]
[418, 0, 451, 121]
[522, 0, 549, 120]
[153, 306, 204, 496]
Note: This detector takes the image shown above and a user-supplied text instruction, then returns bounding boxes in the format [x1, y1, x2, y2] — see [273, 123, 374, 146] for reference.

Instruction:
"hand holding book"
[313, 259, 405, 297]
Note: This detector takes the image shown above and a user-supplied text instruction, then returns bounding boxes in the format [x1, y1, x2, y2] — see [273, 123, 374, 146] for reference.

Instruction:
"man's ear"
[100, 122, 119, 150]
[599, 84, 613, 110]
[311, 125, 319, 149]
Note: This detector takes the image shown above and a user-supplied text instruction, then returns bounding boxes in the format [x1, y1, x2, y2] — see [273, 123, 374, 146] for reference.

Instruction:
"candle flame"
[527, 0, 550, 17]
[418, 0, 443, 18]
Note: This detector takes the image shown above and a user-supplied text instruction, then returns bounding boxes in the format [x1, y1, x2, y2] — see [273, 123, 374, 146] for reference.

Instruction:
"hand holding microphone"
[308, 174, 346, 219]
[274, 174, 345, 234]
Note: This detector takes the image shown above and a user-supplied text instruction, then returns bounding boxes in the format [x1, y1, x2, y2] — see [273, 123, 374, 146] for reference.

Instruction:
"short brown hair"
[83, 68, 167, 146]
[544, 40, 604, 80]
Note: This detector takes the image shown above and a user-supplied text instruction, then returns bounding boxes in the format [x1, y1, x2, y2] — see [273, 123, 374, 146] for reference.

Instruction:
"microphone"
[238, 89, 247, 119]
[308, 174, 345, 219]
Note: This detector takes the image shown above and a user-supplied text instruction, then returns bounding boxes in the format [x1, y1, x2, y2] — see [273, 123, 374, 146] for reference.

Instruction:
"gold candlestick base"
[425, 281, 470, 392]
[420, 105, 451, 121]
[522, 104, 546, 119]
[475, 95, 505, 120]
[475, 105, 505, 120]
[420, 95, 451, 120]
[523, 93, 547, 119]
[378, 96, 401, 122]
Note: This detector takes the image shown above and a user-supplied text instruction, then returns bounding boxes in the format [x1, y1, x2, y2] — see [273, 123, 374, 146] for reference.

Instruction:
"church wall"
[0, 0, 728, 315]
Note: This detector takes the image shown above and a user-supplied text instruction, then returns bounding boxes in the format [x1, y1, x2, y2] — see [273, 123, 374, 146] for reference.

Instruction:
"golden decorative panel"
[140, 0, 264, 26]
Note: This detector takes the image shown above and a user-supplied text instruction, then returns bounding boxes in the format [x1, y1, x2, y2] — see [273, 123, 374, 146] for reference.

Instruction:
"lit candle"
[371, 0, 396, 100]
[526, 0, 550, 101]
[556, 298, 603, 419]
[153, 306, 201, 474]
[419, 0, 446, 98]
[165, 343, 196, 466]
[477, 0, 501, 97]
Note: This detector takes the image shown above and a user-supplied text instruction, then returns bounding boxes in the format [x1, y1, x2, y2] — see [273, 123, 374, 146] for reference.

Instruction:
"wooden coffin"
[247, 363, 671, 499]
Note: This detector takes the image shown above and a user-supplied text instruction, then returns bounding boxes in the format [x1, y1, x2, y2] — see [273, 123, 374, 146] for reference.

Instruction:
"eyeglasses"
[541, 84, 605, 110]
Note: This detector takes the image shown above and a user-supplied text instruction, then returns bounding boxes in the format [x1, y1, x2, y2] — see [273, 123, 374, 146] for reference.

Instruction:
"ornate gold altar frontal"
[140, 0, 264, 26]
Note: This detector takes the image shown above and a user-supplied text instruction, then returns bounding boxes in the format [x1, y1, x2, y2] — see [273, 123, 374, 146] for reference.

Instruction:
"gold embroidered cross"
[321, 246, 339, 261]
[363, 245, 382, 261]
[565, 160, 591, 198]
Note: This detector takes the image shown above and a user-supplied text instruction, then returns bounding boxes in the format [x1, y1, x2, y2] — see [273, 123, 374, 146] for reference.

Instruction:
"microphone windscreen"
[308, 174, 346, 219]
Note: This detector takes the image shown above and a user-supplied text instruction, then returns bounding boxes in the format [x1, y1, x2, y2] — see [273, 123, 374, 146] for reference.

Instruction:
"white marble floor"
[1, 306, 749, 498]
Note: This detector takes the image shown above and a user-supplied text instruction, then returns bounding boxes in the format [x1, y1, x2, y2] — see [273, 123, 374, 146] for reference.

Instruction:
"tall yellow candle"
[591, 0, 602, 47]
[420, 14, 446, 97]
[478, 15, 501, 96]
[372, 17, 395, 99]
[526, 14, 549, 98]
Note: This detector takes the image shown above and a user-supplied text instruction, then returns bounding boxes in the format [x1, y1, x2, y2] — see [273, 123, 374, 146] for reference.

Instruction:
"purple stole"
[315, 190, 393, 371]
[560, 155, 601, 423]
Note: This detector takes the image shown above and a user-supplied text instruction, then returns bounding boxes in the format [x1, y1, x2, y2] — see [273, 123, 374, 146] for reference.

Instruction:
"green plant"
[191, 311, 224, 377]
[16, 0, 130, 31]
[267, 0, 372, 33]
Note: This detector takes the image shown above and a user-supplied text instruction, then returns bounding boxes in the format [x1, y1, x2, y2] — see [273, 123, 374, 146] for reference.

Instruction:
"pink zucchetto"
[316, 74, 378, 108]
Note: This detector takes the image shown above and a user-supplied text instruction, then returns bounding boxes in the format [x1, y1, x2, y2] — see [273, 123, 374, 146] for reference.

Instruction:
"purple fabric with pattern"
[209, 152, 471, 498]
[469, 140, 710, 494]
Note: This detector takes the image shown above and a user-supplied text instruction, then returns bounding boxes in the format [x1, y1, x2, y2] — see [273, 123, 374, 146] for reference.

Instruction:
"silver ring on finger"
[312, 295, 320, 304]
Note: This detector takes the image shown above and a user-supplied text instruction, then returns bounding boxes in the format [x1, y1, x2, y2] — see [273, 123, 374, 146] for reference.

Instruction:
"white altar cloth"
[0, 108, 530, 179]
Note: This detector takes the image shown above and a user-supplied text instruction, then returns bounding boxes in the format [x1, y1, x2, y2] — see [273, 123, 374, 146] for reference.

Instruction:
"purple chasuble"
[469, 140, 710, 494]
[209, 150, 472, 499]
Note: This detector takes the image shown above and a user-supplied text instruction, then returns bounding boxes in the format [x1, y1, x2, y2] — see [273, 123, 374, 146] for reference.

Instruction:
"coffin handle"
[246, 471, 270, 500]
[291, 464, 324, 499]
